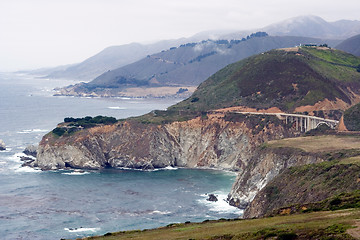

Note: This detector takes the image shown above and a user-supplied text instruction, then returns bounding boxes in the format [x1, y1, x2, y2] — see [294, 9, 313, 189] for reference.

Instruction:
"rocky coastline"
[32, 113, 297, 171]
[29, 112, 310, 216]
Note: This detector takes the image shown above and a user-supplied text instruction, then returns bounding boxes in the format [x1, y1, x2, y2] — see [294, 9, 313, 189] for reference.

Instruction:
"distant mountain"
[170, 47, 360, 113]
[263, 15, 360, 39]
[46, 15, 360, 83]
[46, 38, 190, 81]
[336, 34, 360, 56]
[222, 15, 360, 40]
[58, 34, 341, 97]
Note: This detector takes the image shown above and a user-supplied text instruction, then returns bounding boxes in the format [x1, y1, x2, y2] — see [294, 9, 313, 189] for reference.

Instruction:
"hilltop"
[170, 46, 360, 117]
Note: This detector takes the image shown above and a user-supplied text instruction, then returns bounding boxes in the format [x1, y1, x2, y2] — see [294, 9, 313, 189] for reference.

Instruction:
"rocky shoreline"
[29, 112, 307, 214]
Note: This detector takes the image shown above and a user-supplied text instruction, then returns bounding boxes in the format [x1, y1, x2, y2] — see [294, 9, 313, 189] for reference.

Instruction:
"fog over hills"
[57, 34, 341, 97]
[46, 39, 190, 81]
[45, 15, 360, 83]
[221, 15, 360, 40]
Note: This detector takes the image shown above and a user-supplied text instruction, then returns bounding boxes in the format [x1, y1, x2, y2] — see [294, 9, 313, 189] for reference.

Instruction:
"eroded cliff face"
[243, 162, 360, 218]
[227, 148, 323, 209]
[33, 114, 296, 171]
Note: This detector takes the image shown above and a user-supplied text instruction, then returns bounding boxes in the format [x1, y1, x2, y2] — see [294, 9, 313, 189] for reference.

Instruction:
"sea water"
[0, 73, 242, 239]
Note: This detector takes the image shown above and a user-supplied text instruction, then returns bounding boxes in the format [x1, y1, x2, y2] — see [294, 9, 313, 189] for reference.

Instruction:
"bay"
[0, 73, 242, 239]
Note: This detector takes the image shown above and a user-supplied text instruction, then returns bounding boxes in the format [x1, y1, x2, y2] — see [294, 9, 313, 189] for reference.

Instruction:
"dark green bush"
[64, 115, 117, 128]
[52, 127, 66, 136]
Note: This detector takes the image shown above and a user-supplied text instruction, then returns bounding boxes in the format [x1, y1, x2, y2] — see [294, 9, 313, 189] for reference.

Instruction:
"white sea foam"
[150, 210, 172, 215]
[198, 193, 243, 215]
[64, 227, 100, 233]
[7, 152, 26, 162]
[164, 166, 178, 170]
[6, 152, 41, 173]
[62, 171, 90, 175]
[108, 106, 127, 110]
[17, 129, 48, 134]
[13, 166, 42, 173]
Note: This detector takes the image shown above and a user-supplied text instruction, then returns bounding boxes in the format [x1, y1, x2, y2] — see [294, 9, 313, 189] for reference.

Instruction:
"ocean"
[0, 73, 242, 239]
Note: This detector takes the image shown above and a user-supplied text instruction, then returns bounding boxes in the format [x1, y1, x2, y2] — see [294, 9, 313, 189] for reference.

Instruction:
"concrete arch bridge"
[234, 112, 339, 132]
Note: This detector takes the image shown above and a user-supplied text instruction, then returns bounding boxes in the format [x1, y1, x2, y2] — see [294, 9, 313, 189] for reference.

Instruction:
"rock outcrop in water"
[23, 145, 38, 157]
[0, 139, 5, 151]
[33, 113, 297, 171]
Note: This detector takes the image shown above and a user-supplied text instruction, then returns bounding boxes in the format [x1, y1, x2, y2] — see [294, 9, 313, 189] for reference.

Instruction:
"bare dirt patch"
[294, 98, 351, 114]
[280, 47, 299, 52]
[215, 106, 283, 114]
[348, 220, 360, 239]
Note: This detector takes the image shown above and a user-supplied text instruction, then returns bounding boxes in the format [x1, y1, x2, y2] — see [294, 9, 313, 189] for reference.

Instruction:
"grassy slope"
[170, 47, 360, 112]
[265, 135, 360, 153]
[344, 103, 360, 131]
[84, 208, 360, 240]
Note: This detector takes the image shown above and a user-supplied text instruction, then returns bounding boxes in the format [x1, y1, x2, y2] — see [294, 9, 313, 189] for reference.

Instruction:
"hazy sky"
[1, 0, 359, 72]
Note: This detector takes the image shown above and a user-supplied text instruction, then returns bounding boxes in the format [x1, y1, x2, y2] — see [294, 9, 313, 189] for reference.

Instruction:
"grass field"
[266, 135, 360, 153]
[83, 208, 360, 240]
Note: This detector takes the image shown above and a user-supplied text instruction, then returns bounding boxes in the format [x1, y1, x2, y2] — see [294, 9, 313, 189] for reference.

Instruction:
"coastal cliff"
[33, 113, 296, 171]
[227, 147, 323, 209]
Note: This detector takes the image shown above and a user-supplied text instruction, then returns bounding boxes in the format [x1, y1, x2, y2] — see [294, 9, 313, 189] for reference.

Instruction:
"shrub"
[64, 115, 117, 128]
[191, 97, 199, 103]
[52, 127, 66, 136]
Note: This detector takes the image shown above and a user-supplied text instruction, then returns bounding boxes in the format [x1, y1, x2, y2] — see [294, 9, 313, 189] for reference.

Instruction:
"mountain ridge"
[336, 34, 360, 56]
[39, 15, 359, 83]
[56, 35, 342, 98]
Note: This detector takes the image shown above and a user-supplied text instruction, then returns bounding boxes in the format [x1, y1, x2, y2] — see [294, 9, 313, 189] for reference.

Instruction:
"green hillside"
[170, 47, 360, 112]
[344, 102, 360, 131]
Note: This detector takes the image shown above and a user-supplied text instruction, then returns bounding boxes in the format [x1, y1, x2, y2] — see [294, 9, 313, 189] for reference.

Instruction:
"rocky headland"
[32, 113, 297, 171]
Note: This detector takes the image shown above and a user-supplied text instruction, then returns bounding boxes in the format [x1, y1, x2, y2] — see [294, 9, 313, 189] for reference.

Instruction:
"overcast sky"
[1, 0, 359, 72]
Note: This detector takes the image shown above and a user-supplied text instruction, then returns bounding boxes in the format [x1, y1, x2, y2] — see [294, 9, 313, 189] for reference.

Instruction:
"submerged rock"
[0, 139, 5, 151]
[207, 194, 218, 202]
